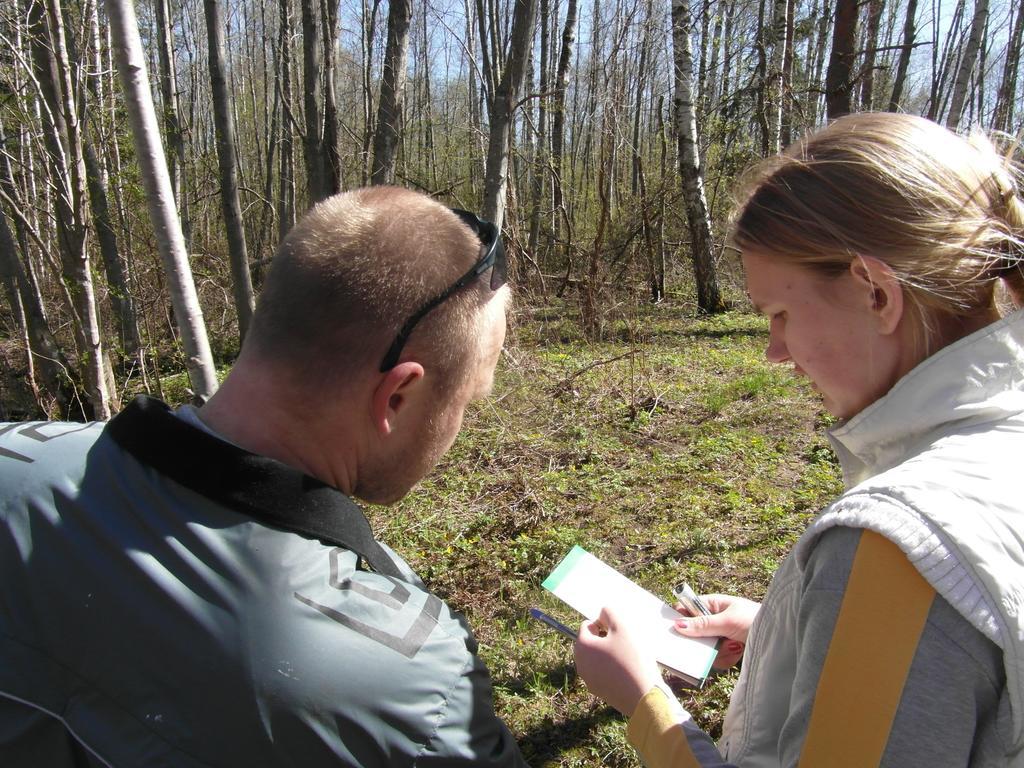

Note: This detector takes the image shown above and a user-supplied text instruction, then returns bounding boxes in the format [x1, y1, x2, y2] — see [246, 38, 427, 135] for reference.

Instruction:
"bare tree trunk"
[0, 199, 73, 416]
[0, 209, 35, 408]
[528, 0, 549, 261]
[810, 0, 831, 122]
[321, 0, 342, 193]
[278, 0, 296, 238]
[754, 0, 770, 155]
[371, 0, 412, 185]
[697, 0, 711, 128]
[945, 0, 988, 128]
[859, 0, 883, 108]
[631, 14, 650, 196]
[887, 0, 919, 110]
[721, 0, 737, 113]
[767, 0, 788, 153]
[204, 0, 255, 344]
[551, 0, 577, 254]
[482, 0, 538, 231]
[779, 0, 795, 146]
[106, 0, 219, 402]
[672, 0, 723, 313]
[705, 2, 724, 116]
[928, 0, 965, 121]
[465, 0, 485, 193]
[360, 0, 381, 185]
[83, 142, 141, 364]
[301, 0, 327, 201]
[29, 0, 112, 419]
[155, 0, 190, 248]
[825, 0, 858, 119]
[993, 0, 1023, 131]
[77, 3, 143, 369]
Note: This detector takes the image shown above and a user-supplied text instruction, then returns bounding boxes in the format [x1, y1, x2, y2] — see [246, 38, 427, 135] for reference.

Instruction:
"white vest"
[723, 310, 1024, 765]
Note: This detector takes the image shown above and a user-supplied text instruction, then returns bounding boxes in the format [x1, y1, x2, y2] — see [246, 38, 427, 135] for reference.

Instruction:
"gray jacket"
[0, 396, 526, 767]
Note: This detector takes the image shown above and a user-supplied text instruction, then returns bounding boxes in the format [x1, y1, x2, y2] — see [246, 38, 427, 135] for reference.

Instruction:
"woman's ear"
[849, 255, 904, 335]
[370, 361, 426, 437]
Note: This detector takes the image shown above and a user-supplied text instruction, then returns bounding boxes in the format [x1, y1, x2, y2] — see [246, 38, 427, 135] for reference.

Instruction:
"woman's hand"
[675, 594, 761, 669]
[573, 606, 661, 718]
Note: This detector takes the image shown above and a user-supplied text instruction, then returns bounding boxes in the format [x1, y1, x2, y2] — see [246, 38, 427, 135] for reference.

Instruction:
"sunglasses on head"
[379, 208, 507, 372]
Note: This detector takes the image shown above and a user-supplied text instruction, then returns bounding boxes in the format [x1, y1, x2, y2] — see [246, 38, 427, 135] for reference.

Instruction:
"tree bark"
[203, 0, 255, 344]
[321, 0, 342, 194]
[887, 0, 918, 111]
[767, 0, 788, 153]
[29, 0, 112, 419]
[0, 199, 73, 417]
[779, 0, 794, 146]
[672, 0, 723, 313]
[370, 0, 412, 185]
[301, 0, 327, 201]
[155, 0, 190, 249]
[825, 0, 858, 119]
[278, 0, 296, 238]
[483, 0, 538, 231]
[360, 0, 381, 185]
[754, 0, 770, 155]
[859, 0, 883, 109]
[106, 0, 219, 402]
[945, 0, 988, 128]
[551, 0, 577, 253]
[83, 141, 141, 363]
[527, 0, 549, 262]
[992, 0, 1023, 131]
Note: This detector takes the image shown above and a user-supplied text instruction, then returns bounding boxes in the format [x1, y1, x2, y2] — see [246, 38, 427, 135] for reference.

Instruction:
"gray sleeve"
[778, 526, 1006, 767]
[415, 646, 528, 767]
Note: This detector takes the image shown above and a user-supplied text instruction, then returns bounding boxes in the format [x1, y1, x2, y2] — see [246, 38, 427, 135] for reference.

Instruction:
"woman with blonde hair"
[574, 112, 1024, 767]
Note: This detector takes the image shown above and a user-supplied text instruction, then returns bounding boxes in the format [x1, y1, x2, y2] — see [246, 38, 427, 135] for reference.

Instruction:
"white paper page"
[542, 545, 717, 682]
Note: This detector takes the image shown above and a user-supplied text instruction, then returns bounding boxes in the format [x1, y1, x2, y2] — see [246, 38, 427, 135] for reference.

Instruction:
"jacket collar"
[828, 310, 1024, 488]
[106, 395, 402, 578]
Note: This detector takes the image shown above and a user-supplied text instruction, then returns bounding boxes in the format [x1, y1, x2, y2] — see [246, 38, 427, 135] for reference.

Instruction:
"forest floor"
[367, 299, 843, 766]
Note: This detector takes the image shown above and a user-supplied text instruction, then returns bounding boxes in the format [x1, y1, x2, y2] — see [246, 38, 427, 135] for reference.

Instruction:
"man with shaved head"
[0, 187, 526, 767]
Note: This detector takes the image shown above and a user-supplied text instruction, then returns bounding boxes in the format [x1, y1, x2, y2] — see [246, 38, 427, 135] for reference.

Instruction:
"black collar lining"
[106, 396, 402, 579]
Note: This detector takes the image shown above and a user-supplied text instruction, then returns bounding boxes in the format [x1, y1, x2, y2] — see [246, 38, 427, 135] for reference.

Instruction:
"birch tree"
[28, 0, 112, 419]
[672, 0, 723, 313]
[105, 0, 219, 402]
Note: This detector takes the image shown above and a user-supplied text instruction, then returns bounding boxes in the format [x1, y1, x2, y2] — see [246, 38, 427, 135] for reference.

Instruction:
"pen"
[672, 581, 712, 617]
[529, 607, 578, 639]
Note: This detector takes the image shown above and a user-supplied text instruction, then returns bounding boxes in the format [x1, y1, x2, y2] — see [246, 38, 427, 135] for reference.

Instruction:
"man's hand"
[573, 606, 661, 718]
[674, 594, 761, 669]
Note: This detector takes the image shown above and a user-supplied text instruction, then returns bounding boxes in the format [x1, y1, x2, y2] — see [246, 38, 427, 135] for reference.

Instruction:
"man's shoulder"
[277, 543, 478, 664]
[0, 420, 108, 488]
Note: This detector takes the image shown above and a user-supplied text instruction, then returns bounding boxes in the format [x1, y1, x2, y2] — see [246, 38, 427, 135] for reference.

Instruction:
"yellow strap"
[798, 530, 935, 767]
[627, 687, 702, 768]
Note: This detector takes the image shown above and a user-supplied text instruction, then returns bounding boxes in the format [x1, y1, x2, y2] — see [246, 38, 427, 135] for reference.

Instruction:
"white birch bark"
[105, 0, 219, 402]
[672, 0, 723, 313]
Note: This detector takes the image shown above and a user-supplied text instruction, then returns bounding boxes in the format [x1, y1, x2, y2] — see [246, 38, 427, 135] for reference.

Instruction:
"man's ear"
[370, 361, 426, 437]
[849, 255, 904, 335]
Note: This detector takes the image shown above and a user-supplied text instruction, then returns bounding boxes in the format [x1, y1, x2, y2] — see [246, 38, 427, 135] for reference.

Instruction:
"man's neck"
[197, 369, 358, 496]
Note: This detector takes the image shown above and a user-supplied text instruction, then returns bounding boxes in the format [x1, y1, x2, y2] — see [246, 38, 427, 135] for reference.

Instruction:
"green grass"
[369, 301, 843, 766]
